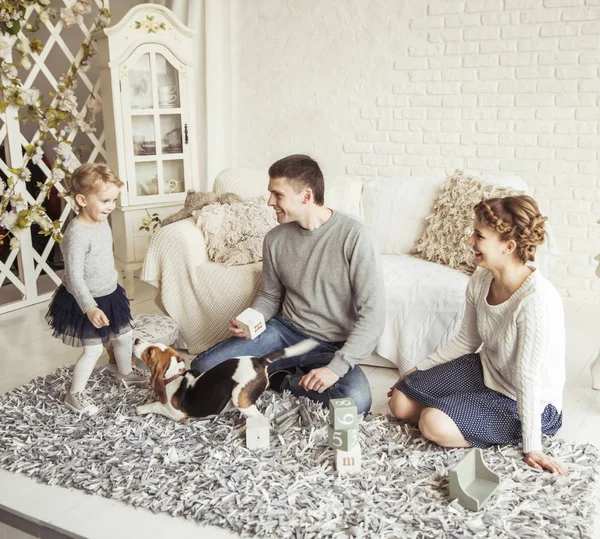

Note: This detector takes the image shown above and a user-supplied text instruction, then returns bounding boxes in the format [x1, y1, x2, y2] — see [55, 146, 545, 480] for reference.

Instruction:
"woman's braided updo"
[473, 195, 547, 265]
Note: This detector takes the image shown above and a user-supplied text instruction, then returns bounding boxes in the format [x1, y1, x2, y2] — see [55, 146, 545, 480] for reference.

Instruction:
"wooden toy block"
[235, 308, 266, 340]
[246, 415, 270, 449]
[328, 425, 359, 451]
[449, 448, 501, 511]
[335, 446, 361, 474]
[329, 398, 358, 430]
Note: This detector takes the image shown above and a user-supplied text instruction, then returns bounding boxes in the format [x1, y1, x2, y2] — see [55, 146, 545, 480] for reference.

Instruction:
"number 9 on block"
[328, 397, 358, 430]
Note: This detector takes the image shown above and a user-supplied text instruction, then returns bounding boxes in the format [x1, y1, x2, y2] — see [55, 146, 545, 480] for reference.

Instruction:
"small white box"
[235, 308, 266, 340]
[246, 415, 270, 449]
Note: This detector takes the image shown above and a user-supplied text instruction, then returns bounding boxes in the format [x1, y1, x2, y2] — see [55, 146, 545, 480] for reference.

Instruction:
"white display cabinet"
[96, 4, 198, 297]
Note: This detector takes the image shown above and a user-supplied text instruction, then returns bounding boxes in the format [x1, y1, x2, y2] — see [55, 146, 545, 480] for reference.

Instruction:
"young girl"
[46, 163, 146, 416]
[389, 195, 568, 476]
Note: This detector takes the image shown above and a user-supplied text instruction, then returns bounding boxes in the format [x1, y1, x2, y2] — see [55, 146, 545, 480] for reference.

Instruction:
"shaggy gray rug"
[0, 366, 598, 539]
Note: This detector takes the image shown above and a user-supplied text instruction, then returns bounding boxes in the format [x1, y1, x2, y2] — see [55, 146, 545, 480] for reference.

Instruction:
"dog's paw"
[136, 405, 147, 415]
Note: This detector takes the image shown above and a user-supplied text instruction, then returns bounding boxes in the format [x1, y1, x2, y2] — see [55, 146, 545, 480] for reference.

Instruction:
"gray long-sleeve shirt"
[251, 210, 385, 377]
[61, 219, 118, 313]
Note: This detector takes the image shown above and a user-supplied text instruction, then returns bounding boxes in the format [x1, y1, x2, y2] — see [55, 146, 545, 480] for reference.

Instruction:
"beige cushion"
[213, 168, 267, 199]
[324, 176, 363, 219]
[410, 170, 525, 275]
[362, 175, 446, 255]
[194, 196, 277, 266]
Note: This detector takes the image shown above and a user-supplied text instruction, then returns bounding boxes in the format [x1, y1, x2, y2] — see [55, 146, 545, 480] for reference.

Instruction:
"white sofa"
[141, 168, 558, 373]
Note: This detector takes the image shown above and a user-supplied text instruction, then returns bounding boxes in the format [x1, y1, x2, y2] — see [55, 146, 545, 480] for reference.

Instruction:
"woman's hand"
[524, 451, 569, 476]
[86, 307, 109, 328]
[387, 367, 417, 398]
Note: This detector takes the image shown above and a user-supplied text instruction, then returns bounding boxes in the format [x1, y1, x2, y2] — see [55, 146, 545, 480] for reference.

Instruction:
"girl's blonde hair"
[473, 195, 547, 265]
[62, 163, 123, 211]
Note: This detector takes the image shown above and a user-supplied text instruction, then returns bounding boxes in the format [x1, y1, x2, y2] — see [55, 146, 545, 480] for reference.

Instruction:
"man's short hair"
[268, 154, 325, 206]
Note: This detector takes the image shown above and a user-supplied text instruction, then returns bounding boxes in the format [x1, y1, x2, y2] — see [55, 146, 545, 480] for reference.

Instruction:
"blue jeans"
[191, 316, 372, 415]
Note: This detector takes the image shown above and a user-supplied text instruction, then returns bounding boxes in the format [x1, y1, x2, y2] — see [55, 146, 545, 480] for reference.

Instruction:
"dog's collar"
[163, 368, 186, 385]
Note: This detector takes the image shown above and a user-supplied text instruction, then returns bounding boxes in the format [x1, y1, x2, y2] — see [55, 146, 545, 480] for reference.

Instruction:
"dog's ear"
[150, 353, 169, 404]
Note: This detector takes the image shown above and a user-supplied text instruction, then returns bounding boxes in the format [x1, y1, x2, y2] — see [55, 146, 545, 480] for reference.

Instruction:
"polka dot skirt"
[395, 353, 562, 448]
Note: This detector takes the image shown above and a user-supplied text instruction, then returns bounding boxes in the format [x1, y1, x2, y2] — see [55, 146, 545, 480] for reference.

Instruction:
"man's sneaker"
[64, 391, 99, 416]
[116, 364, 149, 387]
[268, 369, 295, 392]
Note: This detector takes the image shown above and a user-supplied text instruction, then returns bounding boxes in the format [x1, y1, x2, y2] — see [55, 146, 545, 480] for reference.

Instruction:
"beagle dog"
[133, 338, 318, 421]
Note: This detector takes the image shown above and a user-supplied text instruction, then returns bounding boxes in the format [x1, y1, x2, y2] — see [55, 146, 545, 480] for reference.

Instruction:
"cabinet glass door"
[155, 53, 180, 109]
[160, 114, 184, 194]
[128, 52, 153, 110]
[123, 45, 190, 202]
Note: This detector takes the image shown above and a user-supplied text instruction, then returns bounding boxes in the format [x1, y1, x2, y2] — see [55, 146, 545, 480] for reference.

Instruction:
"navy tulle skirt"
[45, 284, 133, 347]
[395, 353, 563, 448]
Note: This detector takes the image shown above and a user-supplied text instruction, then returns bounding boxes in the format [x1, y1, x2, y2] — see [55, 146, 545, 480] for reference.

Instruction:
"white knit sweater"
[417, 267, 565, 453]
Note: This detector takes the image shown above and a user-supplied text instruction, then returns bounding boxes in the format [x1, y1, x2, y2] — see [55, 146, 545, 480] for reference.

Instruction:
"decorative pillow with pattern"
[195, 196, 278, 266]
[133, 313, 184, 348]
[410, 170, 524, 275]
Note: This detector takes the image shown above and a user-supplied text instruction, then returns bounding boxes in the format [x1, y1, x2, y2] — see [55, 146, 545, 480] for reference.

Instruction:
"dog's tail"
[263, 339, 319, 363]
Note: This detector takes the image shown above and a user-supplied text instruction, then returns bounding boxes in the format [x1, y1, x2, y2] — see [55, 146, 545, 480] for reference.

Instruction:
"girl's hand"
[387, 367, 417, 397]
[524, 451, 569, 476]
[86, 307, 110, 328]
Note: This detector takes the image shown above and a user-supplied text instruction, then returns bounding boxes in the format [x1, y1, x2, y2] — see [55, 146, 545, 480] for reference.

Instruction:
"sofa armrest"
[140, 217, 208, 288]
[213, 168, 268, 199]
[140, 216, 262, 354]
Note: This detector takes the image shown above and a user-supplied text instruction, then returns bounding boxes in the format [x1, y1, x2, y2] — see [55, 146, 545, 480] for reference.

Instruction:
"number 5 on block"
[328, 426, 359, 451]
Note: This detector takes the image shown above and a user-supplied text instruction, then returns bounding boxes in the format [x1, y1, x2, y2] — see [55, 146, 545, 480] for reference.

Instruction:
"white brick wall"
[231, 0, 600, 303]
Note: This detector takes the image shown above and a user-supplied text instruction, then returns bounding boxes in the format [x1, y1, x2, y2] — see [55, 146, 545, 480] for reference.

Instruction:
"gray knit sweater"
[61, 219, 118, 313]
[251, 210, 386, 377]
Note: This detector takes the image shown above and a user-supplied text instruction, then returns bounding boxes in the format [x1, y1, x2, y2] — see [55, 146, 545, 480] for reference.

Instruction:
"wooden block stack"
[328, 398, 361, 473]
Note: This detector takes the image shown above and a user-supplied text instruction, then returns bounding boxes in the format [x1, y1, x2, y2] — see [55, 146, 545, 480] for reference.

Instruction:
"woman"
[389, 195, 568, 475]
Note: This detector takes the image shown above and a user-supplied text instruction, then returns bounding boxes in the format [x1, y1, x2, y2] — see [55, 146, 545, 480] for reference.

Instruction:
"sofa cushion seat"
[377, 254, 469, 373]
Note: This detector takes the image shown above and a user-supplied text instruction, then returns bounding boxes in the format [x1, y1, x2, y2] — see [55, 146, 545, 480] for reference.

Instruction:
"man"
[191, 154, 385, 415]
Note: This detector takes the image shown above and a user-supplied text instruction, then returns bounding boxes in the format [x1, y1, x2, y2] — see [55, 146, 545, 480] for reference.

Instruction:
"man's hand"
[300, 367, 340, 393]
[229, 318, 247, 339]
[86, 307, 109, 329]
[524, 451, 569, 476]
[387, 367, 417, 397]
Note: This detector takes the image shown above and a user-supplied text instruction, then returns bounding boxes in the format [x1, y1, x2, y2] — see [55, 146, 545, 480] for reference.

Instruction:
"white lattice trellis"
[0, 0, 109, 314]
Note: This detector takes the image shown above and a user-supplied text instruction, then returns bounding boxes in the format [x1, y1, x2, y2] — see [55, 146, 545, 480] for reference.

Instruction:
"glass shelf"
[164, 160, 184, 194]
[135, 162, 158, 197]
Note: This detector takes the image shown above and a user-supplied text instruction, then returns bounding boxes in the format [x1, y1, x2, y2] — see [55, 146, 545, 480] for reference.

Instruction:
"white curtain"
[152, 0, 210, 189]
[157, 0, 201, 29]
[152, 0, 231, 191]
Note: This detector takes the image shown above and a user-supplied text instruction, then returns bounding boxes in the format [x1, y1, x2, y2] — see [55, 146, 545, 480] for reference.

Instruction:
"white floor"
[0, 278, 599, 538]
